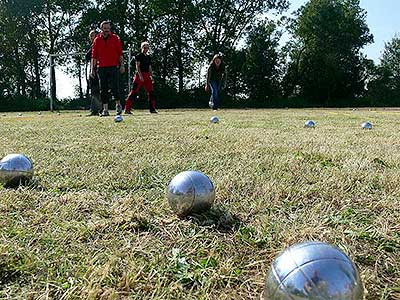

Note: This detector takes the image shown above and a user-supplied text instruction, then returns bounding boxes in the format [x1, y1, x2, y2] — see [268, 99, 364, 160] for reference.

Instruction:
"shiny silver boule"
[167, 171, 215, 217]
[0, 154, 34, 187]
[114, 115, 123, 122]
[264, 241, 363, 300]
[304, 120, 316, 128]
[361, 121, 372, 129]
[210, 116, 219, 123]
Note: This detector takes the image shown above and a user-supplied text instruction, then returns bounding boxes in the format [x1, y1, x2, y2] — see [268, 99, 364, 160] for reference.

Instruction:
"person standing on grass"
[124, 41, 157, 114]
[91, 21, 125, 117]
[205, 53, 226, 111]
[85, 29, 101, 116]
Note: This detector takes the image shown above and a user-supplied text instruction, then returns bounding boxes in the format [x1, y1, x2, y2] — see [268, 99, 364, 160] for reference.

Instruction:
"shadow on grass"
[186, 206, 242, 233]
[0, 177, 43, 190]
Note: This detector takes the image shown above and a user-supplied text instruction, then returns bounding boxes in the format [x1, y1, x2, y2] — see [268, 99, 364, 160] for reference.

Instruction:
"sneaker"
[209, 100, 214, 108]
[100, 110, 110, 117]
[150, 110, 158, 114]
[116, 104, 122, 115]
[124, 110, 132, 115]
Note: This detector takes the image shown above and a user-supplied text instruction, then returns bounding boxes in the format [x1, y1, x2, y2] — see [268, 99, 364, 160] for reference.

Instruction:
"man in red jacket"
[91, 21, 125, 117]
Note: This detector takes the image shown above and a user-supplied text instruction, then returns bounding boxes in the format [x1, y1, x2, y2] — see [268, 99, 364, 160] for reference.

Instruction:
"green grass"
[0, 108, 399, 299]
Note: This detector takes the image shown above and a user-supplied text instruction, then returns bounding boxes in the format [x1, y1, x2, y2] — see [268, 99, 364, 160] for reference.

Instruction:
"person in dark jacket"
[85, 30, 101, 116]
[205, 53, 226, 110]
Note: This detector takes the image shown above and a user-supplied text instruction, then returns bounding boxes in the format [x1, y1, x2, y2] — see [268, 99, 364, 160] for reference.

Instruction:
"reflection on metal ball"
[361, 121, 372, 129]
[264, 241, 363, 300]
[210, 116, 219, 123]
[167, 170, 215, 217]
[304, 120, 316, 128]
[114, 115, 123, 122]
[0, 154, 34, 187]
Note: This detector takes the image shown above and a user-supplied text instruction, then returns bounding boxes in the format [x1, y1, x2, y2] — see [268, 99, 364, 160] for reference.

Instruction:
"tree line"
[1, 0, 399, 111]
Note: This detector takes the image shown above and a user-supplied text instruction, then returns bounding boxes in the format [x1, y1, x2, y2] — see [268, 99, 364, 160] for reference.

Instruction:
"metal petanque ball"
[114, 115, 123, 123]
[361, 121, 372, 129]
[264, 241, 363, 300]
[210, 116, 219, 123]
[167, 170, 215, 217]
[0, 154, 34, 187]
[304, 120, 316, 128]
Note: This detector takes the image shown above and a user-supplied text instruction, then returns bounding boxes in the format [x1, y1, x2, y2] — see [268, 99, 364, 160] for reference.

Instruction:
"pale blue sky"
[288, 0, 400, 62]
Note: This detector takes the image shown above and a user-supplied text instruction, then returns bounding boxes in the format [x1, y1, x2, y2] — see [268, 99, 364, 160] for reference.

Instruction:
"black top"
[207, 63, 226, 82]
[135, 52, 151, 72]
[85, 46, 92, 62]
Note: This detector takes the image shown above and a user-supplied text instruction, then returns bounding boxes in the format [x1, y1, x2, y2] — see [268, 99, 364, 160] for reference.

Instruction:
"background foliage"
[1, 0, 399, 110]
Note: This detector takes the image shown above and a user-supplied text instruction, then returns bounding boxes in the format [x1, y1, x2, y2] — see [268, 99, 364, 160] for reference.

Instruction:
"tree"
[194, 0, 289, 56]
[288, 0, 373, 105]
[367, 36, 400, 106]
[0, 0, 47, 99]
[243, 21, 282, 105]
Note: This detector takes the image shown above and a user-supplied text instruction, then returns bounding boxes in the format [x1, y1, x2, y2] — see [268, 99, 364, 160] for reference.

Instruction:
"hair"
[210, 53, 224, 67]
[141, 41, 150, 49]
[100, 21, 111, 29]
[89, 30, 97, 37]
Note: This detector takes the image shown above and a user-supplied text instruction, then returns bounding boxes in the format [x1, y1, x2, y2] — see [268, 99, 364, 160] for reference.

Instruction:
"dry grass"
[0, 108, 399, 299]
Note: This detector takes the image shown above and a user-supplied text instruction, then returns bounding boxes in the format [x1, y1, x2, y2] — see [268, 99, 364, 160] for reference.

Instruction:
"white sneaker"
[100, 110, 110, 117]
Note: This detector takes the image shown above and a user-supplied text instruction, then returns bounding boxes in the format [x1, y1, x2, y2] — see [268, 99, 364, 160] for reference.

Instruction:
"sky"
[56, 0, 400, 99]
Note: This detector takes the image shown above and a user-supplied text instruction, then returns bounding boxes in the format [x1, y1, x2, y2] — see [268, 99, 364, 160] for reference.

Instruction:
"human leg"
[124, 74, 143, 113]
[143, 73, 156, 113]
[90, 76, 101, 114]
[109, 67, 122, 115]
[98, 67, 111, 116]
[209, 80, 221, 110]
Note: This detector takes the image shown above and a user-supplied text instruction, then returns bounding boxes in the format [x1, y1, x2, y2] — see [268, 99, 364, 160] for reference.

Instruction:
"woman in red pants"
[124, 41, 157, 114]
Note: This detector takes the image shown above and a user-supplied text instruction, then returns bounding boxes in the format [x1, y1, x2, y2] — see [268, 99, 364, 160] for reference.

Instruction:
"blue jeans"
[209, 80, 222, 109]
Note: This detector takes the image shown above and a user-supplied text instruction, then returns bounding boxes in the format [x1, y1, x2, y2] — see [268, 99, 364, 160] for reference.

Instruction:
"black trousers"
[97, 66, 120, 104]
[88, 75, 101, 113]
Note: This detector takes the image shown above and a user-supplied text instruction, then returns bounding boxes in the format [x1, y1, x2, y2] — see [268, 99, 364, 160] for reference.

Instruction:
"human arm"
[149, 65, 154, 82]
[119, 54, 125, 73]
[90, 39, 98, 77]
[222, 65, 227, 90]
[136, 61, 143, 81]
[90, 58, 97, 78]
[116, 37, 125, 73]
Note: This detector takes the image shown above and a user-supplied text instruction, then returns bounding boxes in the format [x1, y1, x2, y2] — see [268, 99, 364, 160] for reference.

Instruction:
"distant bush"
[0, 96, 49, 112]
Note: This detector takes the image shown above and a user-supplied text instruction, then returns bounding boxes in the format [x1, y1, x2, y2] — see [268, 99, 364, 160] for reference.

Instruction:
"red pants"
[125, 72, 156, 112]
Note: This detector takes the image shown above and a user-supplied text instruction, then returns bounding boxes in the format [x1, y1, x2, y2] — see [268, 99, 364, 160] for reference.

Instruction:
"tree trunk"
[77, 58, 83, 99]
[32, 40, 41, 99]
[47, 2, 57, 101]
[177, 0, 184, 94]
[14, 45, 26, 97]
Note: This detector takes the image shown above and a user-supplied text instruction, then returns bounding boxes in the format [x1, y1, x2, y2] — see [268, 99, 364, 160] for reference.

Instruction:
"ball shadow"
[186, 206, 242, 233]
[1, 178, 43, 190]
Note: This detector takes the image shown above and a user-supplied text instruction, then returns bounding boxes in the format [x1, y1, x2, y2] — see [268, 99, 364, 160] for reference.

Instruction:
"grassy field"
[0, 108, 399, 300]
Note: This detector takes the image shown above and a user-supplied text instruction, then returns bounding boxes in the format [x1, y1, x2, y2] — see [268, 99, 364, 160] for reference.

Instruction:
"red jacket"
[92, 32, 123, 68]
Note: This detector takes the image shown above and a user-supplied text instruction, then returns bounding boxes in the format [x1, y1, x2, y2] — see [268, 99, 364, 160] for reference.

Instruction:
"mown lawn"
[0, 109, 399, 299]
